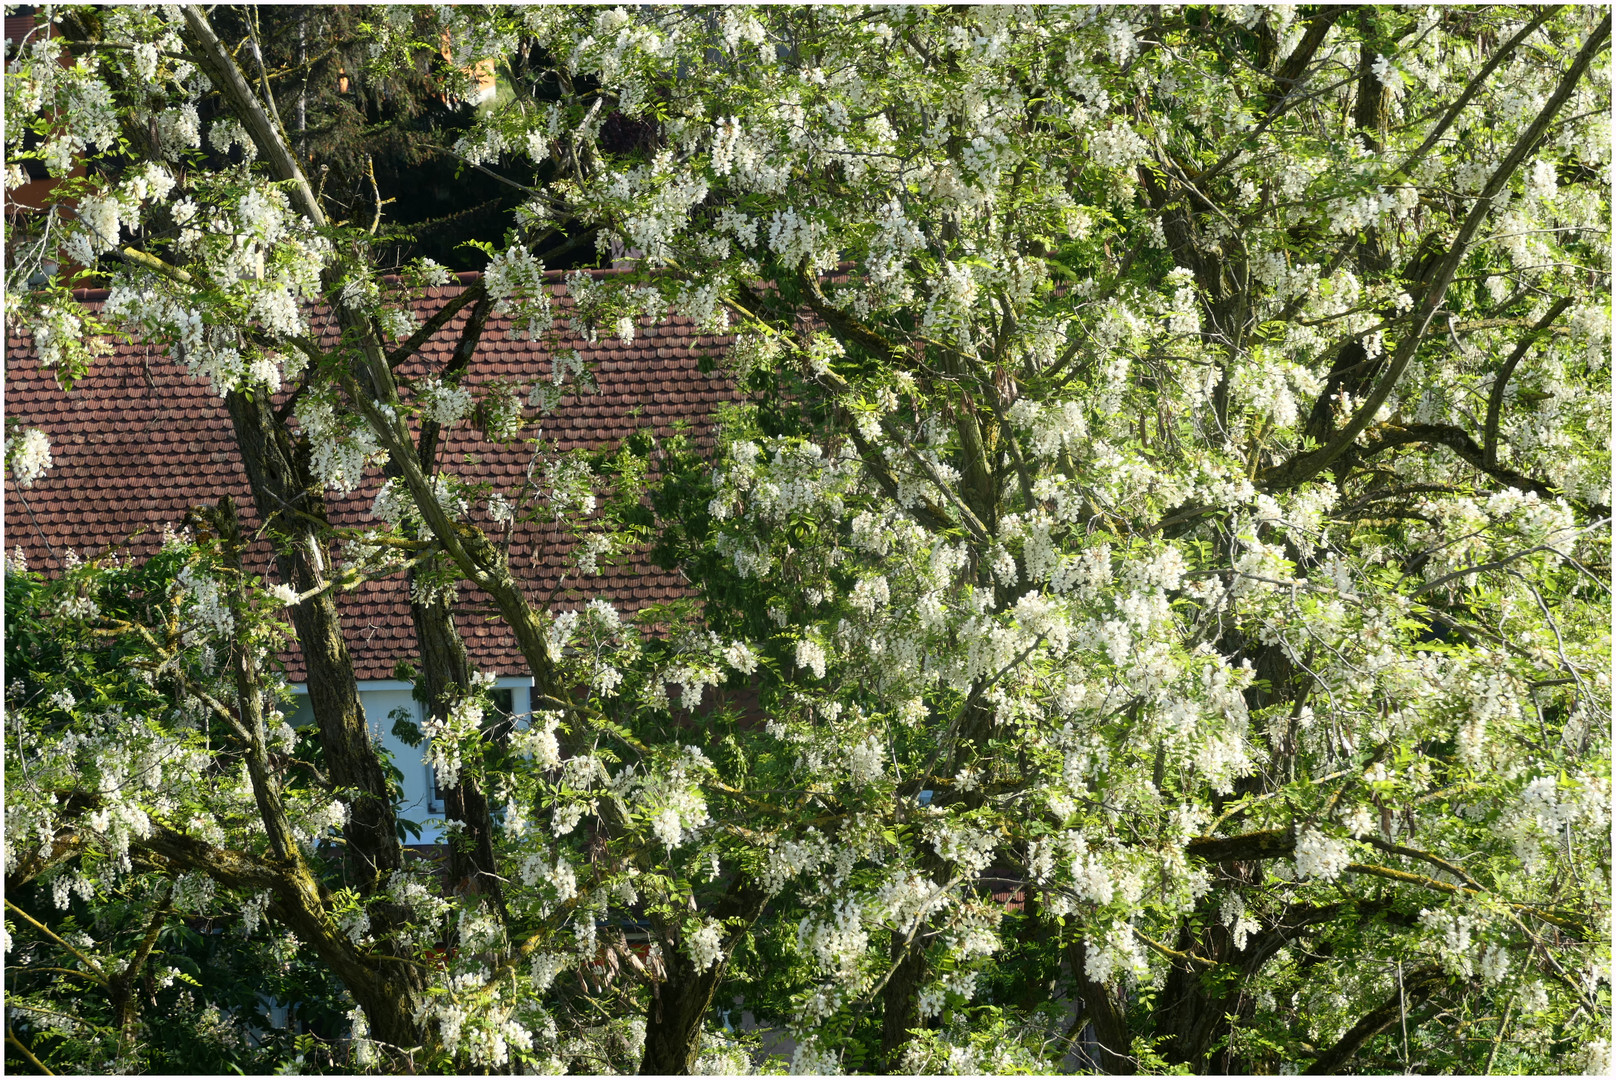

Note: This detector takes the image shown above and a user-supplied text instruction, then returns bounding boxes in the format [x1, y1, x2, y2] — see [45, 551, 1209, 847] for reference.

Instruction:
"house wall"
[286, 677, 532, 845]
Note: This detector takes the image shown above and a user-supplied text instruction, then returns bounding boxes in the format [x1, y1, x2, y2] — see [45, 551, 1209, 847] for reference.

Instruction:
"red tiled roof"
[5, 272, 741, 680]
[4, 14, 38, 56]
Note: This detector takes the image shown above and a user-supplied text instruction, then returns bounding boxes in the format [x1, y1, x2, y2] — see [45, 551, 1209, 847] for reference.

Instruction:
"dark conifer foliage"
[198, 6, 585, 272]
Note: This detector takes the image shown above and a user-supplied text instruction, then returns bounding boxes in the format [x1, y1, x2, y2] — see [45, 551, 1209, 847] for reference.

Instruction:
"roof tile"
[7, 276, 742, 681]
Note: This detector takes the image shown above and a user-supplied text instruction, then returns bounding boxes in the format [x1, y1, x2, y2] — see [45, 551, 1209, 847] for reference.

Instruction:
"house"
[4, 270, 743, 841]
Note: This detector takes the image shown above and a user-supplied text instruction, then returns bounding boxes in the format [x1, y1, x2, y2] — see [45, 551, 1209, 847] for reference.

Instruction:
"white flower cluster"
[544, 455, 597, 520]
[790, 1037, 842, 1076]
[1292, 827, 1350, 882]
[921, 260, 979, 336]
[761, 829, 832, 894]
[337, 906, 371, 946]
[795, 639, 828, 679]
[798, 899, 868, 977]
[930, 822, 995, 874]
[1089, 122, 1148, 169]
[1070, 847, 1117, 906]
[631, 746, 714, 848]
[22, 299, 111, 372]
[1419, 906, 1480, 978]
[1083, 920, 1148, 987]
[674, 281, 730, 334]
[296, 395, 384, 496]
[416, 971, 538, 1069]
[518, 854, 577, 916]
[530, 951, 568, 992]
[5, 428, 53, 488]
[423, 690, 488, 791]
[420, 379, 476, 427]
[175, 563, 234, 640]
[485, 246, 553, 339]
[766, 206, 831, 272]
[512, 711, 563, 771]
[685, 918, 724, 971]
[155, 102, 202, 159]
[844, 736, 885, 784]
[722, 640, 758, 675]
[1007, 398, 1087, 460]
[707, 114, 791, 196]
[619, 159, 710, 265]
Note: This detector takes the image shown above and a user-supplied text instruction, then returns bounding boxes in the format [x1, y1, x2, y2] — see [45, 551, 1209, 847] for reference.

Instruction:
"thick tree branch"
[417, 289, 495, 470]
[6, 1025, 55, 1075]
[1264, 14, 1609, 491]
[5, 897, 109, 983]
[798, 262, 904, 363]
[1411, 525, 1608, 597]
[1269, 8, 1354, 102]
[111, 245, 194, 285]
[1392, 8, 1561, 182]
[179, 7, 326, 228]
[386, 281, 487, 369]
[1185, 827, 1294, 863]
[1361, 835, 1481, 889]
[1358, 421, 1607, 518]
[136, 824, 295, 894]
[1302, 964, 1446, 1074]
[1065, 936, 1136, 1074]
[1483, 296, 1574, 467]
[790, 267, 993, 539]
[216, 494, 300, 865]
[1344, 863, 1585, 934]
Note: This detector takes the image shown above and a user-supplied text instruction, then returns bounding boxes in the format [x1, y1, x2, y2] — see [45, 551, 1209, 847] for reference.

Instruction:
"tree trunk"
[639, 936, 730, 1075]
[137, 822, 428, 1069]
[881, 934, 927, 1071]
[639, 877, 767, 1074]
[1152, 917, 1235, 1070]
[223, 390, 428, 1061]
[407, 568, 504, 910]
[1152, 638, 1288, 1071]
[225, 390, 404, 893]
[270, 889, 427, 1068]
[1065, 937, 1135, 1074]
[394, 285, 505, 910]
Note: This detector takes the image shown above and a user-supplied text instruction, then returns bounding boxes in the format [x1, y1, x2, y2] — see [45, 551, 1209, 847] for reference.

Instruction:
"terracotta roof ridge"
[388, 266, 646, 285]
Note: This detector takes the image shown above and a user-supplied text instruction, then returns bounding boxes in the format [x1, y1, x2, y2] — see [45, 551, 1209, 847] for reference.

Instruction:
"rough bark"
[639, 938, 732, 1075]
[224, 389, 404, 893]
[639, 876, 768, 1075]
[216, 395, 429, 1061]
[397, 286, 505, 908]
[1153, 906, 1245, 1070]
[135, 823, 426, 1068]
[1302, 965, 1446, 1075]
[106, 885, 171, 1060]
[1065, 936, 1135, 1074]
[880, 937, 928, 1071]
[408, 572, 504, 909]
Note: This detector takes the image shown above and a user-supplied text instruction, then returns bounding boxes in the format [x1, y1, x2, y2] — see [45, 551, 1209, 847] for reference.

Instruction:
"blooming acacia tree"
[6, 4, 1612, 1075]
